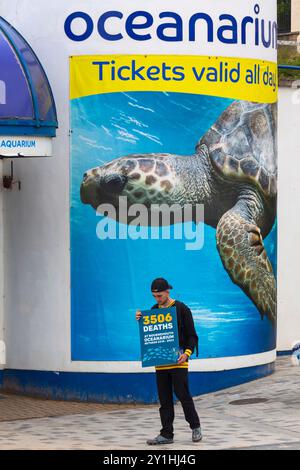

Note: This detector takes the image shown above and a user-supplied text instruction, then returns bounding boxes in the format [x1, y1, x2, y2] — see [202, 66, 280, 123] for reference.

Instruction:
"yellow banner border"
[70, 54, 278, 104]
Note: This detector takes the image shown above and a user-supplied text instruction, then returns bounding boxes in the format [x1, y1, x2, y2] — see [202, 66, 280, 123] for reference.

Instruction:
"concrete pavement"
[0, 356, 299, 450]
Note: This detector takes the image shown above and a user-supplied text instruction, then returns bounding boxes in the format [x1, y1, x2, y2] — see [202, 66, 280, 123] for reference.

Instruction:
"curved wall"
[0, 0, 277, 402]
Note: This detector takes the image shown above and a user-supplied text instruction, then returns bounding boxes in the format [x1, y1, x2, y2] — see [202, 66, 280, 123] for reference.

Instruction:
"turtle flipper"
[216, 203, 276, 323]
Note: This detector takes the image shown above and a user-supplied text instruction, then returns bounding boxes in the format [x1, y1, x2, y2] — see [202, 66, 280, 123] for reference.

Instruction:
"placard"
[139, 306, 180, 367]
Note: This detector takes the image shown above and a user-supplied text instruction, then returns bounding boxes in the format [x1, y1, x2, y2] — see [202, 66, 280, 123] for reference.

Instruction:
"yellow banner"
[70, 55, 278, 103]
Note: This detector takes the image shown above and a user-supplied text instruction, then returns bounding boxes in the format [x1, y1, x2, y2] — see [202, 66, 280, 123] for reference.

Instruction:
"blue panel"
[2, 362, 275, 403]
[0, 16, 58, 135]
[0, 125, 56, 137]
[0, 18, 56, 122]
[0, 32, 33, 118]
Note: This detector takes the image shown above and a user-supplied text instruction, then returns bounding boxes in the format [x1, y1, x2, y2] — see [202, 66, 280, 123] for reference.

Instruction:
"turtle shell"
[197, 101, 277, 198]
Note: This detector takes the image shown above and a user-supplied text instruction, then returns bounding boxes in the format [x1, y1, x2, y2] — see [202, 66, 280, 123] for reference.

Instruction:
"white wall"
[0, 0, 295, 374]
[1, 2, 71, 371]
[277, 86, 300, 351]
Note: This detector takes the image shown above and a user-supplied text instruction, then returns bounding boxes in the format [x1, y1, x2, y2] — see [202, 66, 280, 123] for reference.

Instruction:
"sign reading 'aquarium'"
[139, 307, 179, 368]
[0, 136, 53, 157]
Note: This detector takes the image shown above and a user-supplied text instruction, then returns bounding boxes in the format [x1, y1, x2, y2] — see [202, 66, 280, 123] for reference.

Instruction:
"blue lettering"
[255, 18, 260, 45]
[241, 16, 254, 44]
[98, 11, 123, 41]
[131, 60, 146, 80]
[189, 13, 214, 42]
[157, 12, 183, 42]
[118, 66, 131, 81]
[173, 66, 185, 81]
[217, 15, 238, 44]
[254, 3, 260, 46]
[125, 11, 153, 41]
[272, 21, 277, 49]
[192, 67, 206, 81]
[146, 66, 160, 81]
[92, 61, 110, 80]
[64, 12, 93, 41]
[1, 139, 37, 148]
[64, 4, 277, 50]
[261, 19, 271, 48]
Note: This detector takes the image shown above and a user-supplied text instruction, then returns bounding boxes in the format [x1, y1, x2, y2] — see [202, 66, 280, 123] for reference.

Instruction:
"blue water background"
[70, 92, 277, 361]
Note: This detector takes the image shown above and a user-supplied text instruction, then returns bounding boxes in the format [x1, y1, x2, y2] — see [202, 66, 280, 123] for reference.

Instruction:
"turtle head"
[80, 157, 138, 209]
[80, 161, 128, 210]
[80, 154, 176, 216]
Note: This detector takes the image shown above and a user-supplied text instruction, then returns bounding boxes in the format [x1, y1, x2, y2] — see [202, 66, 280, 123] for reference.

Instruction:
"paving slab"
[0, 356, 299, 450]
[0, 391, 145, 422]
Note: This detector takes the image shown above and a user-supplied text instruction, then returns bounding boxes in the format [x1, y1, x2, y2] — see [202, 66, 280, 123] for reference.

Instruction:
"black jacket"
[151, 300, 199, 357]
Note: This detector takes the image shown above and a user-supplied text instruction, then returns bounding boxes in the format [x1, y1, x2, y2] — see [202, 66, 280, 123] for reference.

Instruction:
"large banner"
[70, 1, 277, 363]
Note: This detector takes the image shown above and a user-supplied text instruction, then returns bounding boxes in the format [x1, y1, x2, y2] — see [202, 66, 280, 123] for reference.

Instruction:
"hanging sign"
[0, 136, 53, 157]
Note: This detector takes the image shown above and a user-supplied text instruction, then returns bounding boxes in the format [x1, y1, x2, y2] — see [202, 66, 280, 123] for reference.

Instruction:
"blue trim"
[0, 16, 58, 135]
[276, 350, 292, 356]
[0, 369, 3, 389]
[0, 126, 56, 137]
[0, 20, 40, 125]
[0, 17, 58, 125]
[0, 119, 58, 127]
[278, 65, 300, 71]
[2, 362, 275, 404]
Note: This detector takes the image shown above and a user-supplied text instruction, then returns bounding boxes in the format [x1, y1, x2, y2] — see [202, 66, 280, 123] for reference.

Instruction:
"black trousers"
[155, 368, 200, 439]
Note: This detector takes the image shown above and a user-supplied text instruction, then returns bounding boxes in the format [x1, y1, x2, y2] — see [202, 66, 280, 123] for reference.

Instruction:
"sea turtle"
[80, 100, 277, 323]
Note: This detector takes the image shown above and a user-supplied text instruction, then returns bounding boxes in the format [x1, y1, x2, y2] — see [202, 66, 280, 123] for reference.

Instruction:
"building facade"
[0, 0, 299, 403]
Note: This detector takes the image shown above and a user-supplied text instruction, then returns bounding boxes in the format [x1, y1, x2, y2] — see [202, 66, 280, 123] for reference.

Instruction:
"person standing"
[136, 277, 202, 445]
